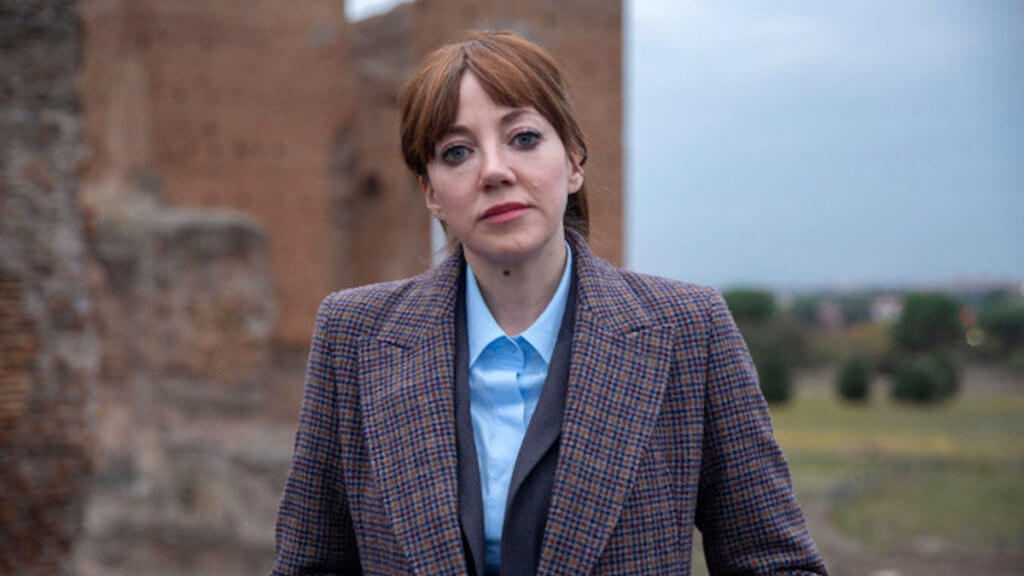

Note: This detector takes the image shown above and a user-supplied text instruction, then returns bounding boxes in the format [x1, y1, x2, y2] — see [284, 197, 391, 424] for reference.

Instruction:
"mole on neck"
[502, 269, 510, 277]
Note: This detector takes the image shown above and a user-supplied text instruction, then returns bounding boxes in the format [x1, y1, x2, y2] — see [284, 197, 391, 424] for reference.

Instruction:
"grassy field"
[773, 369, 1024, 553]
[692, 365, 1024, 575]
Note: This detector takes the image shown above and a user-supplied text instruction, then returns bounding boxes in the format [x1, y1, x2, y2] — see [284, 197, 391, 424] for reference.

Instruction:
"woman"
[271, 31, 827, 576]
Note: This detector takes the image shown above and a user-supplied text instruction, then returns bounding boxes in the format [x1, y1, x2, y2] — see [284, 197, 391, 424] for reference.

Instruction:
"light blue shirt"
[466, 243, 573, 574]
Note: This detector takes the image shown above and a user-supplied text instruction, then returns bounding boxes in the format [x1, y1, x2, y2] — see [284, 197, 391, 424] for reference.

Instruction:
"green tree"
[725, 289, 799, 403]
[791, 295, 819, 325]
[891, 293, 962, 353]
[752, 346, 790, 404]
[892, 352, 959, 404]
[837, 356, 870, 402]
[723, 289, 776, 324]
[977, 300, 1024, 356]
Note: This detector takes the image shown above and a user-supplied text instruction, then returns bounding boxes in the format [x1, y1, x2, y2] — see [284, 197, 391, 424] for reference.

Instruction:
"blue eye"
[512, 131, 540, 148]
[441, 145, 469, 165]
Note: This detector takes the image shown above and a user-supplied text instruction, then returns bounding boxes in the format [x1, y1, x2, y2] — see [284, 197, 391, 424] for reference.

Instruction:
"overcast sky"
[349, 0, 1023, 290]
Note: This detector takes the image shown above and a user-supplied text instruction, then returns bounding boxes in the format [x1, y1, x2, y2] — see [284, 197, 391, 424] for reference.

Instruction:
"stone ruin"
[76, 201, 281, 575]
[0, 1, 621, 574]
[1, 1, 98, 573]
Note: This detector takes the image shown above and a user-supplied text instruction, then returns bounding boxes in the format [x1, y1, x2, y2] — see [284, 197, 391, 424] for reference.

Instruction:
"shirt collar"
[466, 242, 573, 366]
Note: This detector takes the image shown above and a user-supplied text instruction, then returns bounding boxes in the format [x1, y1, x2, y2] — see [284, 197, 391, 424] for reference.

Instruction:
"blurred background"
[0, 0, 1020, 575]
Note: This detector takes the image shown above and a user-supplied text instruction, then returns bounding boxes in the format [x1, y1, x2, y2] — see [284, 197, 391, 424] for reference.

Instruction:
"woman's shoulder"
[574, 241, 726, 331]
[607, 265, 727, 327]
[315, 274, 427, 337]
[617, 268, 719, 301]
[321, 277, 417, 311]
[314, 260, 459, 340]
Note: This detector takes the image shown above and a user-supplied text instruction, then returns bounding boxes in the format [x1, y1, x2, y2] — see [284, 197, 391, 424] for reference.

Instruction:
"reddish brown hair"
[399, 30, 589, 238]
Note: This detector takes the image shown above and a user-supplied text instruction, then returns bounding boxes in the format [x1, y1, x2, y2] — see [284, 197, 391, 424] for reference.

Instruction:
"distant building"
[816, 300, 844, 330]
[870, 295, 903, 322]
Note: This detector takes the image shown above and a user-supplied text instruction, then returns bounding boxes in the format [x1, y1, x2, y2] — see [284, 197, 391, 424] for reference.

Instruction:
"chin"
[469, 231, 560, 268]
[473, 246, 535, 266]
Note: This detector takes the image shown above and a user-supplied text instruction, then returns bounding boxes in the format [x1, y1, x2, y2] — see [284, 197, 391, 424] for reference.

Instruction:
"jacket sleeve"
[270, 295, 363, 576]
[694, 291, 828, 575]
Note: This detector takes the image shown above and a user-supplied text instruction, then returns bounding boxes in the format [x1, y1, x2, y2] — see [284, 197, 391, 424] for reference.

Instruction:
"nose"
[479, 145, 515, 191]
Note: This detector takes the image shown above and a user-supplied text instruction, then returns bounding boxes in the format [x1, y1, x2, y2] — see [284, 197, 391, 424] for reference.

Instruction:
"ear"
[419, 175, 445, 221]
[567, 155, 584, 194]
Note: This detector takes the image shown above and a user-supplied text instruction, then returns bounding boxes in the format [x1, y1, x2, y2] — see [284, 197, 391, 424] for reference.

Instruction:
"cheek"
[427, 175, 461, 204]
[429, 165, 477, 197]
[428, 183, 476, 226]
[528, 160, 572, 195]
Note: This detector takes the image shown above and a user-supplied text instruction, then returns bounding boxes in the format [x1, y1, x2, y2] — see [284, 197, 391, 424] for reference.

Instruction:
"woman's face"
[421, 72, 583, 268]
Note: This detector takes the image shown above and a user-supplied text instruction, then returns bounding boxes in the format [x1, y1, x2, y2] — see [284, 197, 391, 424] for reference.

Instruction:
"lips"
[481, 202, 530, 223]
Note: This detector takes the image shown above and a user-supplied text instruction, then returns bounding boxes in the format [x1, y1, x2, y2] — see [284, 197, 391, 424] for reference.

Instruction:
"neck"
[465, 236, 568, 337]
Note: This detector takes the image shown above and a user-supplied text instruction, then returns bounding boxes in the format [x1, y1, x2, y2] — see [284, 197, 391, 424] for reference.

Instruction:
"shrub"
[742, 317, 813, 369]
[837, 356, 871, 402]
[723, 289, 776, 324]
[891, 352, 959, 404]
[752, 346, 791, 404]
[977, 301, 1024, 356]
[890, 293, 962, 353]
[930, 352, 961, 399]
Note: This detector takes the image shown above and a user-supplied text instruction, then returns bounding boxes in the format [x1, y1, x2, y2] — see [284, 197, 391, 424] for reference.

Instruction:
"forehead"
[449, 72, 545, 128]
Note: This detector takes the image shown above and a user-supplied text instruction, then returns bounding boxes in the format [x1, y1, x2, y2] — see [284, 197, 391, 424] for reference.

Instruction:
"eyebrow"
[443, 109, 533, 139]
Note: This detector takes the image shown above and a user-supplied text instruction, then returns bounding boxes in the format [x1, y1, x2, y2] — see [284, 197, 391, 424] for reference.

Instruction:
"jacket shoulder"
[615, 269, 724, 328]
[317, 276, 419, 339]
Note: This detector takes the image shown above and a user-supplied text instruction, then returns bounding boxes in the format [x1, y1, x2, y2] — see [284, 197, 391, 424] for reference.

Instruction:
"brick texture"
[81, 0, 356, 345]
[0, 1, 99, 573]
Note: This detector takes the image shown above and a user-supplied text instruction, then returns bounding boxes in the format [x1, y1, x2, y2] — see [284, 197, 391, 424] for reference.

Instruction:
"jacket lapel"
[536, 232, 674, 575]
[356, 233, 674, 575]
[505, 264, 576, 512]
[358, 253, 469, 576]
[454, 275, 485, 576]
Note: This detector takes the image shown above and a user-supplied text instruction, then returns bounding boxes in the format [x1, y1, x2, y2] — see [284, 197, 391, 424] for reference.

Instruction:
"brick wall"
[344, 3, 432, 285]
[76, 204, 281, 576]
[81, 0, 623, 345]
[0, 1, 99, 573]
[80, 0, 356, 345]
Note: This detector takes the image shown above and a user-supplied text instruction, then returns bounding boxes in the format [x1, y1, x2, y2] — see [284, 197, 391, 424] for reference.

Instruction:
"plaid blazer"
[271, 231, 828, 575]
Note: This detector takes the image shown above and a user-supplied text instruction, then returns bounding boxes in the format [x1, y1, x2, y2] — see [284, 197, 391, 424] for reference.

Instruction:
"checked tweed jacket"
[271, 231, 828, 576]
